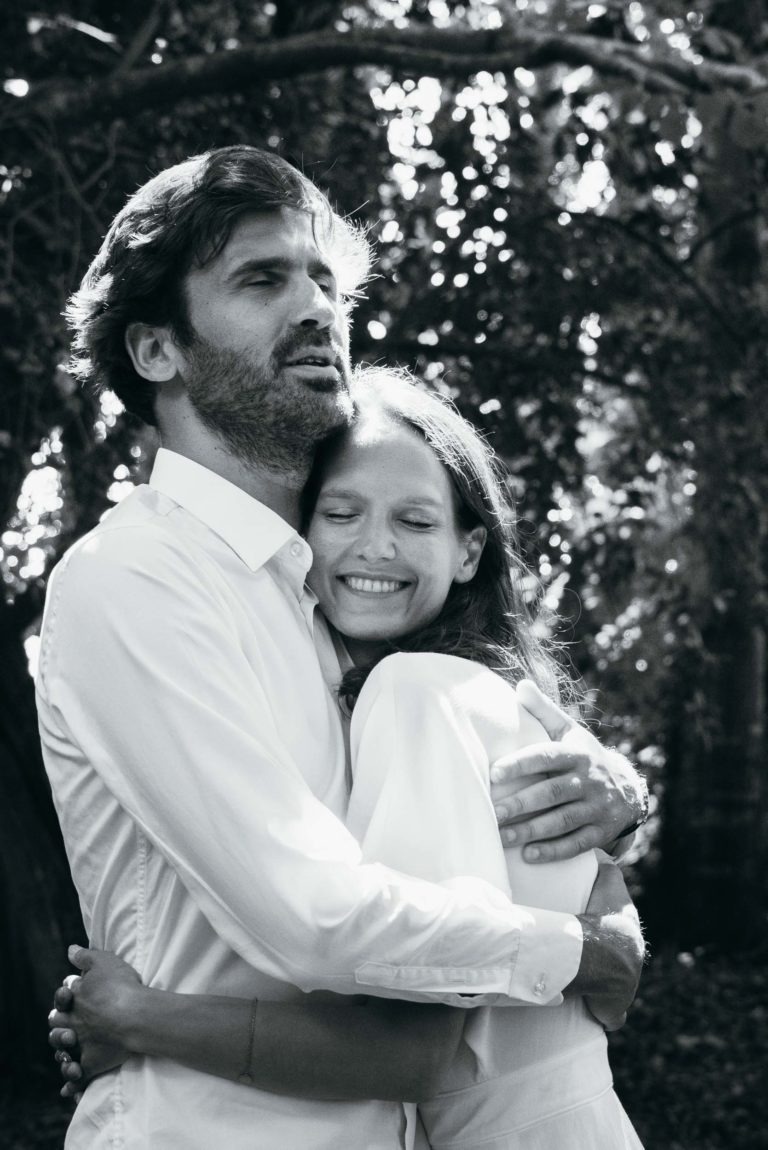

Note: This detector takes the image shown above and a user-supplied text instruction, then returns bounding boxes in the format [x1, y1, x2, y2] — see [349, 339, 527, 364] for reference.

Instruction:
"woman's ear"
[453, 525, 487, 585]
[125, 323, 183, 383]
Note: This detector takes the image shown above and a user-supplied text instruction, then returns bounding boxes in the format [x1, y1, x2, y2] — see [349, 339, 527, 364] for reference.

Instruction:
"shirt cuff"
[352, 908, 583, 1007]
[505, 907, 583, 1005]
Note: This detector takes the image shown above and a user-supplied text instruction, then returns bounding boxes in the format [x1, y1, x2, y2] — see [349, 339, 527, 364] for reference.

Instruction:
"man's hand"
[48, 945, 143, 1099]
[567, 851, 646, 1030]
[490, 680, 648, 863]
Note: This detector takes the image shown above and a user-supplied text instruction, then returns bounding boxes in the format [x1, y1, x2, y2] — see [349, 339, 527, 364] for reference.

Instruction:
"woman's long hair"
[302, 365, 579, 712]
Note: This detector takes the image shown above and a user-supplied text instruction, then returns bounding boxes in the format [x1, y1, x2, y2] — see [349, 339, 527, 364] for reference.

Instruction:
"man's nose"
[296, 276, 338, 330]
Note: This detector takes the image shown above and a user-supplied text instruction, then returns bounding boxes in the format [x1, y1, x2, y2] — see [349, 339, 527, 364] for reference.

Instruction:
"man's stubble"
[181, 335, 353, 476]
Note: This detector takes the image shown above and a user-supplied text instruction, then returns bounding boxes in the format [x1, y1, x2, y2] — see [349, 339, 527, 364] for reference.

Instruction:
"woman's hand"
[48, 945, 144, 1099]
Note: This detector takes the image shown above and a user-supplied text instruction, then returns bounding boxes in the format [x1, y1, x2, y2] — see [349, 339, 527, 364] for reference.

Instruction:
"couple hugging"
[41, 145, 647, 1149]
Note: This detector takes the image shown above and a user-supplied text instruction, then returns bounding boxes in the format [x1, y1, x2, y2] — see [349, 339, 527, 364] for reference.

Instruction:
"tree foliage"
[1, 0, 767, 1059]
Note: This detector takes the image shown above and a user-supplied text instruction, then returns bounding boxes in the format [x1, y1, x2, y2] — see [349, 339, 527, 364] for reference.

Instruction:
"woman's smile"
[337, 575, 412, 595]
[306, 417, 484, 663]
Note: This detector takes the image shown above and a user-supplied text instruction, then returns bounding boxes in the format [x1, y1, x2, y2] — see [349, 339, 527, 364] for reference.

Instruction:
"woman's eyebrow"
[317, 489, 443, 509]
[314, 487, 359, 499]
[397, 495, 444, 510]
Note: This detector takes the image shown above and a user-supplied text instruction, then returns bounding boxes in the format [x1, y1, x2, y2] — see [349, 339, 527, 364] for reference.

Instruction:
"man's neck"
[159, 410, 310, 529]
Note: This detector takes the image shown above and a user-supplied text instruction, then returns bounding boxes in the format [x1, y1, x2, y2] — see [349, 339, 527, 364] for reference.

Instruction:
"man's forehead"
[216, 208, 332, 275]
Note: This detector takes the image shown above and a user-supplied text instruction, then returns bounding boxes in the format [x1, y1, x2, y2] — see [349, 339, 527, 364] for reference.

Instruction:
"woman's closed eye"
[323, 510, 358, 522]
[400, 518, 436, 531]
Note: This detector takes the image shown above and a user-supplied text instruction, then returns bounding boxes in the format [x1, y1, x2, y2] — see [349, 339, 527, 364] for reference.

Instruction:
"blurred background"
[1, 1, 766, 1146]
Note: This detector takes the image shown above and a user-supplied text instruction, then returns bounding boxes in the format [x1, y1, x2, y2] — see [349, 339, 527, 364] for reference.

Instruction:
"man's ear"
[453, 525, 487, 585]
[125, 323, 183, 382]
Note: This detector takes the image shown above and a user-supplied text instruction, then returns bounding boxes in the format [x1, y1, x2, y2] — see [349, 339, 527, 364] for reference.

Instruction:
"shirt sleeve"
[37, 528, 582, 1006]
[347, 653, 583, 1007]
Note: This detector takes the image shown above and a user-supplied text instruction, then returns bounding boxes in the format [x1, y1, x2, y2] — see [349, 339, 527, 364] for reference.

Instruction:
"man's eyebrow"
[223, 256, 337, 283]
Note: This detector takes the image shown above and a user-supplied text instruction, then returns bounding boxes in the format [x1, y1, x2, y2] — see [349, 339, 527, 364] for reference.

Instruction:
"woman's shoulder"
[360, 652, 517, 714]
[358, 653, 547, 754]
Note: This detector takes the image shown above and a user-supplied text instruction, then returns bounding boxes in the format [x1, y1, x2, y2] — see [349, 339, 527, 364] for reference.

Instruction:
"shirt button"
[290, 542, 303, 558]
[533, 976, 547, 996]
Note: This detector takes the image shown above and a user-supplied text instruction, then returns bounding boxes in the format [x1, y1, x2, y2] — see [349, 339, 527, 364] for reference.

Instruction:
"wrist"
[569, 910, 643, 997]
[122, 983, 159, 1056]
[567, 915, 609, 996]
[608, 750, 649, 838]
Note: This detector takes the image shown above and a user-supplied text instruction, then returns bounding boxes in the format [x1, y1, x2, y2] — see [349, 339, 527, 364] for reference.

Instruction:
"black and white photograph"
[1, 2, 765, 1147]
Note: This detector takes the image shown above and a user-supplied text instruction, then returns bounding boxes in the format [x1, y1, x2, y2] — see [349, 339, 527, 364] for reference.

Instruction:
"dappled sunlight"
[1, 455, 64, 597]
[1, 6, 766, 1142]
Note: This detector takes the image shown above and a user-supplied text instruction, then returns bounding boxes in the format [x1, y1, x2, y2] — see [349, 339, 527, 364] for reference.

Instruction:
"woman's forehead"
[322, 419, 452, 498]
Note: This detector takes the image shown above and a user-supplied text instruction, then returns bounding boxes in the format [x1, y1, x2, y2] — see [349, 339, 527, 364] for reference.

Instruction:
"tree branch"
[687, 206, 764, 262]
[113, 1, 169, 78]
[572, 213, 743, 344]
[9, 24, 768, 130]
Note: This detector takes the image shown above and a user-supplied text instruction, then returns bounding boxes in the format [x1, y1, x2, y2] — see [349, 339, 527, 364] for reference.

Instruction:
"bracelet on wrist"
[237, 998, 259, 1086]
[615, 774, 649, 839]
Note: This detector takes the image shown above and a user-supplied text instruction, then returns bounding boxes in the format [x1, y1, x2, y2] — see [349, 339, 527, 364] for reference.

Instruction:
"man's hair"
[66, 146, 372, 425]
[301, 365, 580, 712]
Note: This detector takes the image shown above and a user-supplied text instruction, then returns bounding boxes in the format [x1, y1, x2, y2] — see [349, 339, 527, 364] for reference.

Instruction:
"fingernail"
[495, 805, 508, 824]
[526, 846, 541, 860]
[504, 828, 518, 844]
[68, 944, 81, 961]
[490, 766, 502, 783]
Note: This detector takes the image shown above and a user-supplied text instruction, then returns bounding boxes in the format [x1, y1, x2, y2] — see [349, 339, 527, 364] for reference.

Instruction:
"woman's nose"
[355, 525, 397, 562]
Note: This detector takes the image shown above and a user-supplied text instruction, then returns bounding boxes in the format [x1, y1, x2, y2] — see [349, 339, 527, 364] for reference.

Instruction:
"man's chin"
[319, 382, 354, 431]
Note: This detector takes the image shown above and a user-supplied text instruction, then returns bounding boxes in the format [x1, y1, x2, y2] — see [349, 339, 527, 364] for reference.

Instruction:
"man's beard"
[181, 334, 353, 474]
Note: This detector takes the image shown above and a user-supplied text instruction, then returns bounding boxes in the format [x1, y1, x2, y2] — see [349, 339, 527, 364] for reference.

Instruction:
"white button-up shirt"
[36, 448, 582, 1150]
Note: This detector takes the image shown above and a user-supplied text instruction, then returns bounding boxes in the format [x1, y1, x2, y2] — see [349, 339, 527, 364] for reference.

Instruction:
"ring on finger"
[55, 1050, 72, 1064]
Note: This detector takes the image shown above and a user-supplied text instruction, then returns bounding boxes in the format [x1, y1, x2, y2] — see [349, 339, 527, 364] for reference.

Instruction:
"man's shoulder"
[53, 485, 190, 579]
[44, 486, 213, 625]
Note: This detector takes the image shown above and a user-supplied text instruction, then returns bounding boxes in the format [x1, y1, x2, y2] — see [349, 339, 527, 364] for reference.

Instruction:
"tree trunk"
[656, 0, 768, 949]
[0, 601, 83, 1067]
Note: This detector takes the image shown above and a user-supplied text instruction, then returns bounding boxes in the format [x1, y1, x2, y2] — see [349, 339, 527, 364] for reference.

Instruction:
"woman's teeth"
[343, 576, 406, 594]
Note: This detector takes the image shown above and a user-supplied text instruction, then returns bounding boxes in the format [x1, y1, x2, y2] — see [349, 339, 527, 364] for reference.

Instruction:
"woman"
[50, 366, 642, 1148]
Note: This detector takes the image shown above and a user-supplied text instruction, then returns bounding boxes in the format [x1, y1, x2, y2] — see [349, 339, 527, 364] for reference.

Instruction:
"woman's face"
[306, 418, 485, 663]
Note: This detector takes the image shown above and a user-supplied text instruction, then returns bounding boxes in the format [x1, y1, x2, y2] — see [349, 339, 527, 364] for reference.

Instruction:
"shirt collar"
[149, 448, 310, 574]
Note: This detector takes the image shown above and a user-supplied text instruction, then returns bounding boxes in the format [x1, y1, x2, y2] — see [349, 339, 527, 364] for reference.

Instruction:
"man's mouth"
[284, 345, 341, 370]
[287, 356, 335, 368]
[339, 576, 410, 594]
[283, 354, 343, 390]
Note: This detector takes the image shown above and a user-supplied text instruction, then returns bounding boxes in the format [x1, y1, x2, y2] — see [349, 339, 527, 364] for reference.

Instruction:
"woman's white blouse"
[349, 653, 642, 1150]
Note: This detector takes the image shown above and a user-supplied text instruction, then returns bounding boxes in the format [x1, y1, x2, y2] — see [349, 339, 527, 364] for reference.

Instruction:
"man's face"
[177, 208, 353, 467]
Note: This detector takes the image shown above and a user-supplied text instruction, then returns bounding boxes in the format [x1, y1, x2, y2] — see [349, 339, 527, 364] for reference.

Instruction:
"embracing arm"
[37, 532, 581, 1005]
[50, 948, 464, 1103]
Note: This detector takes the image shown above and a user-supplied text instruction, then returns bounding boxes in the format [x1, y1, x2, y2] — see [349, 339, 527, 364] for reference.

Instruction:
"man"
[39, 146, 646, 1148]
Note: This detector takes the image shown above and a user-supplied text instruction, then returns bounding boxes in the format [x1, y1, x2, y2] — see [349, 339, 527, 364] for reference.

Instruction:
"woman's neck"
[338, 633, 391, 668]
